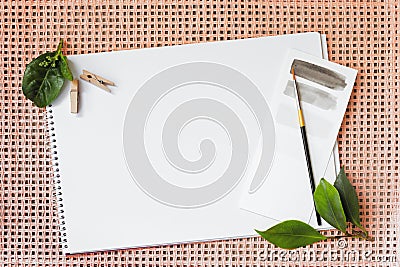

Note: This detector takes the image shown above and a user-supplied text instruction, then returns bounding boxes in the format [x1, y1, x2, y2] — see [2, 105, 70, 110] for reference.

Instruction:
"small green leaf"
[314, 178, 347, 233]
[22, 52, 65, 107]
[60, 55, 73, 81]
[334, 167, 365, 231]
[256, 220, 327, 249]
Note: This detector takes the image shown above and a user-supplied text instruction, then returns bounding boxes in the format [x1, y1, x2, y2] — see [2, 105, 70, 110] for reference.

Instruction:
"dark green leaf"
[334, 167, 365, 231]
[22, 52, 65, 107]
[256, 220, 326, 249]
[314, 178, 347, 233]
[60, 55, 73, 81]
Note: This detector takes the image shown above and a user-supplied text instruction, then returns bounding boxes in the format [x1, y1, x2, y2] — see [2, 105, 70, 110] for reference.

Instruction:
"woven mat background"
[0, 1, 399, 266]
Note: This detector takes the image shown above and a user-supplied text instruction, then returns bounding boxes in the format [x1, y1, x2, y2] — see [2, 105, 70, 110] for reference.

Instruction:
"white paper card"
[240, 50, 357, 227]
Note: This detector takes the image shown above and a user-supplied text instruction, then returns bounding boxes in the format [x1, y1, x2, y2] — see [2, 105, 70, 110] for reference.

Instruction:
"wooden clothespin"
[70, 79, 79, 114]
[79, 70, 115, 93]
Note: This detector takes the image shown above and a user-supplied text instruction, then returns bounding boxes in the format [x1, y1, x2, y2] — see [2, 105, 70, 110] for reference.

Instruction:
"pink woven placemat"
[0, 1, 398, 266]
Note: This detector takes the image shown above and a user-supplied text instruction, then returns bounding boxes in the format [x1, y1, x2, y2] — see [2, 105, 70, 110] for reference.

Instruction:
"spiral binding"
[46, 105, 69, 250]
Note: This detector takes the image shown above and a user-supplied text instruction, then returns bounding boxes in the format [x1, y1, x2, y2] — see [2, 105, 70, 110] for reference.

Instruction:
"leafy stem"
[22, 39, 73, 107]
[256, 167, 373, 249]
[56, 39, 63, 55]
[326, 231, 373, 241]
[350, 230, 374, 241]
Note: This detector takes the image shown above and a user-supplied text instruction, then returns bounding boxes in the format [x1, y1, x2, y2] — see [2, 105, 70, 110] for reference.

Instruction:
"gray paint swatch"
[291, 59, 347, 90]
[284, 80, 337, 110]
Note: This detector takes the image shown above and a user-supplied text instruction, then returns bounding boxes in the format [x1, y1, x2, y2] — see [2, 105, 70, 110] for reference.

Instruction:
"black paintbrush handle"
[300, 126, 322, 226]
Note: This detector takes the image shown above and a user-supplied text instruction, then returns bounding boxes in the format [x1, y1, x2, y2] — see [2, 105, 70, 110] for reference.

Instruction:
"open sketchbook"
[49, 33, 339, 254]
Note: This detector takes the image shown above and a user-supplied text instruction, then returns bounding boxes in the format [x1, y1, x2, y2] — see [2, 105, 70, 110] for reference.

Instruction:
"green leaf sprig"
[22, 39, 73, 107]
[256, 167, 373, 249]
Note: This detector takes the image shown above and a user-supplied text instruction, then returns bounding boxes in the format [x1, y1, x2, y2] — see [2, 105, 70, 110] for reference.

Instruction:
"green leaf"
[314, 178, 347, 233]
[60, 55, 73, 81]
[334, 167, 365, 231]
[22, 52, 65, 107]
[256, 220, 327, 249]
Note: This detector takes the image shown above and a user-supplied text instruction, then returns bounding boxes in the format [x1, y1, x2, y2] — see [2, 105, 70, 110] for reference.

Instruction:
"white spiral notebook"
[49, 33, 341, 254]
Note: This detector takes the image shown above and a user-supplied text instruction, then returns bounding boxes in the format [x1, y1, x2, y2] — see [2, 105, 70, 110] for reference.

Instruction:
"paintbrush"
[291, 66, 322, 226]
